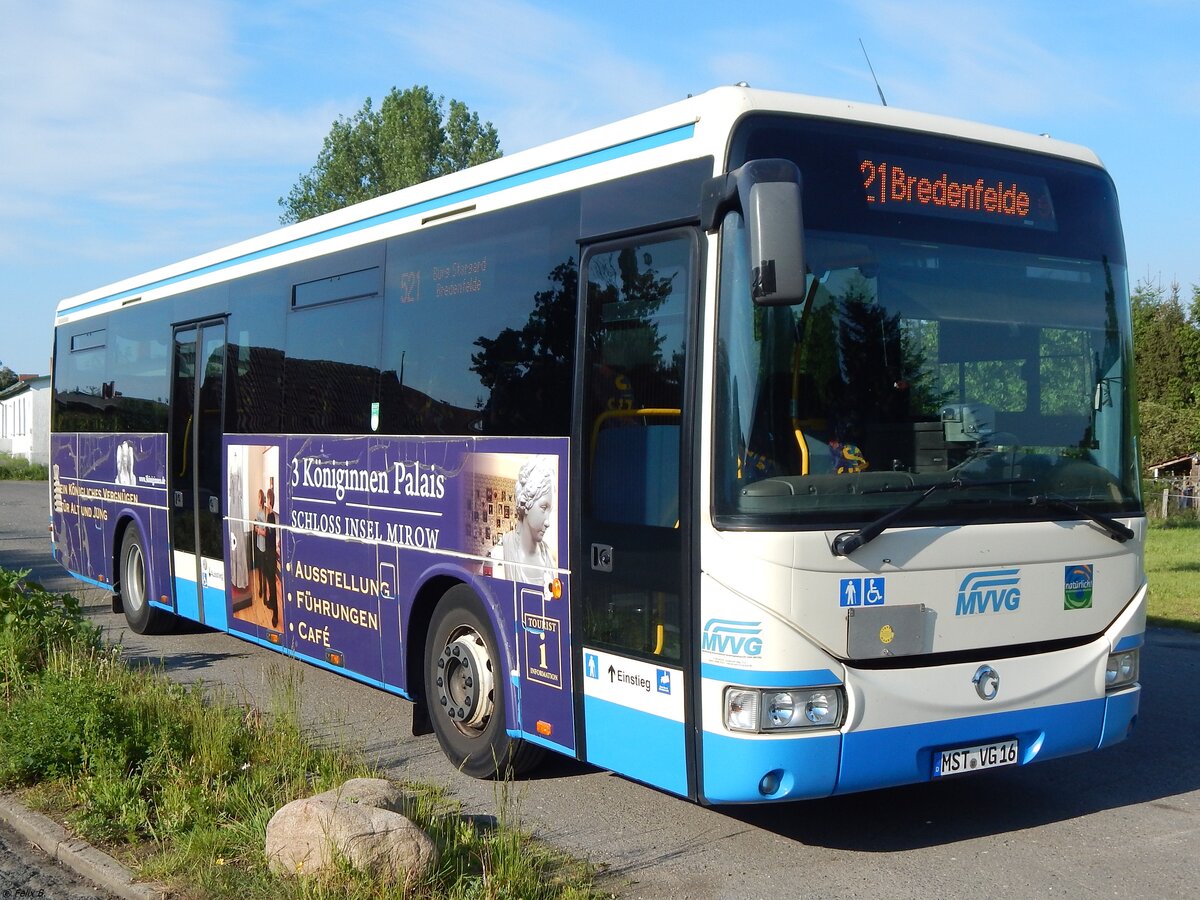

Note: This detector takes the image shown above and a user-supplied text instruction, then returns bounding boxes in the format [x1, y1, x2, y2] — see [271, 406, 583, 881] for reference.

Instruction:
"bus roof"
[56, 85, 1103, 323]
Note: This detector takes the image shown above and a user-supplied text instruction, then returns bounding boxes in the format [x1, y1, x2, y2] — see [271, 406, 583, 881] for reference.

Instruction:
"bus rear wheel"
[119, 527, 171, 635]
[424, 585, 544, 778]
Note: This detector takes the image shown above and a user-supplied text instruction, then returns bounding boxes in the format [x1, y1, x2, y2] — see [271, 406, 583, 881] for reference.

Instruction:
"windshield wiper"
[831, 477, 1034, 557]
[1027, 494, 1135, 543]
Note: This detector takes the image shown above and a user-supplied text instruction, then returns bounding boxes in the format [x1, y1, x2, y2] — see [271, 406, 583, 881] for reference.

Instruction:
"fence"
[1144, 477, 1200, 522]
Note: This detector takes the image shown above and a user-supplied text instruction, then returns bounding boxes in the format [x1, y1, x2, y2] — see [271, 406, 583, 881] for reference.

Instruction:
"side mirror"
[701, 159, 806, 305]
[746, 179, 805, 305]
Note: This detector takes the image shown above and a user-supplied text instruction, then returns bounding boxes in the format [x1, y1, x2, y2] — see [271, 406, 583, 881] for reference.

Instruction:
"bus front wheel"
[119, 527, 170, 635]
[424, 585, 544, 778]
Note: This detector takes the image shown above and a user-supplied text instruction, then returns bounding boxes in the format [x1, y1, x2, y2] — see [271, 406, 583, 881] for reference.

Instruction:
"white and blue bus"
[50, 86, 1144, 803]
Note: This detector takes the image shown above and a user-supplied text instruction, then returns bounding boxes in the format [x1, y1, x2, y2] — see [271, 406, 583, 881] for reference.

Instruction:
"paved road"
[2, 480, 1197, 898]
[0, 818, 110, 899]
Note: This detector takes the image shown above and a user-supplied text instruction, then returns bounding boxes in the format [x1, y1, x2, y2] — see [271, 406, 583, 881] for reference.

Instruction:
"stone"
[313, 777, 409, 813]
[265, 780, 437, 882]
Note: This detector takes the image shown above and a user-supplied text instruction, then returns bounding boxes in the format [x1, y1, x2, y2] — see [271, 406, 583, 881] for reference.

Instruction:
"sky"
[2, 0, 1197, 376]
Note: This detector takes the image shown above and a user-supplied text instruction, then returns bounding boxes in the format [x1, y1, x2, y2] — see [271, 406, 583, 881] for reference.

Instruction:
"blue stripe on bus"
[170, 576, 230, 630]
[174, 577, 200, 620]
[1098, 685, 1140, 749]
[201, 581, 228, 630]
[1113, 633, 1144, 652]
[701, 691, 1134, 802]
[63, 569, 111, 591]
[701, 663, 842, 687]
[58, 123, 698, 318]
[583, 695, 689, 797]
[834, 696, 1108, 795]
[701, 730, 842, 802]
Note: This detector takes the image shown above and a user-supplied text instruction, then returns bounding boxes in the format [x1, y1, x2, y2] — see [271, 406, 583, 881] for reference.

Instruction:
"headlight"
[766, 692, 795, 727]
[1105, 650, 1139, 690]
[724, 686, 844, 732]
[725, 689, 760, 731]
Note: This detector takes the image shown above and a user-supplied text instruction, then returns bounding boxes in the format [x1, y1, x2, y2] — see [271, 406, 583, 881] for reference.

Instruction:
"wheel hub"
[124, 542, 145, 611]
[434, 629, 495, 732]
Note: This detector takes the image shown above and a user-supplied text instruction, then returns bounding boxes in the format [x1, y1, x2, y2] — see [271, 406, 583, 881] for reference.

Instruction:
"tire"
[424, 585, 544, 778]
[119, 527, 171, 635]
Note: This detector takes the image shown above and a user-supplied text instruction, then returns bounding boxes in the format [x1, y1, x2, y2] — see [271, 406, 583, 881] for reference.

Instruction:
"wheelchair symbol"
[864, 578, 885, 606]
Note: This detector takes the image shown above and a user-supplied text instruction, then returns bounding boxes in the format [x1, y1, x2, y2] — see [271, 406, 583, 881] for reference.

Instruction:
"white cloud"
[376, 0, 681, 150]
[846, 0, 1114, 123]
[0, 1, 329, 214]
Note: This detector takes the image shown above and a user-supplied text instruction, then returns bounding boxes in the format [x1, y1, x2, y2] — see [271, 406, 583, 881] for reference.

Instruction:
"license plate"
[933, 738, 1019, 778]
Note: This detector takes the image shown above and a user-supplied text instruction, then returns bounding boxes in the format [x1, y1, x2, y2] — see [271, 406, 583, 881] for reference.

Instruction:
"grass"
[0, 452, 48, 481]
[0, 568, 601, 899]
[1145, 518, 1200, 632]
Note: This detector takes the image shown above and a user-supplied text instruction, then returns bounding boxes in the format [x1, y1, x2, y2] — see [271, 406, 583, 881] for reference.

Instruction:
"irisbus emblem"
[955, 569, 1022, 616]
[702, 619, 763, 657]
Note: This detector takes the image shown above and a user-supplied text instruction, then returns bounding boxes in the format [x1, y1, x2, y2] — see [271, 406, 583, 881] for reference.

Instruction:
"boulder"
[313, 777, 409, 813]
[265, 779, 437, 882]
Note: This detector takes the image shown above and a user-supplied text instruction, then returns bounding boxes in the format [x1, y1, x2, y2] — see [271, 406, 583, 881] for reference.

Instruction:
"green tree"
[279, 85, 501, 224]
[1137, 400, 1200, 467]
[1131, 275, 1200, 465]
[0, 363, 17, 391]
[1132, 277, 1194, 407]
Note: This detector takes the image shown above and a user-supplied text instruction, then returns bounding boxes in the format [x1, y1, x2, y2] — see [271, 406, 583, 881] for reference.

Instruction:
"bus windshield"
[714, 116, 1140, 528]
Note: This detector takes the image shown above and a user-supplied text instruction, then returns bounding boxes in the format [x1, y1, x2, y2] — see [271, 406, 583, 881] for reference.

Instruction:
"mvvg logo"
[955, 569, 1022, 616]
[702, 619, 763, 657]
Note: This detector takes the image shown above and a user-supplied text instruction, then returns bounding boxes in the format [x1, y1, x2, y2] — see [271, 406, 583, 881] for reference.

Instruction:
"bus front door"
[576, 230, 698, 799]
[168, 319, 229, 628]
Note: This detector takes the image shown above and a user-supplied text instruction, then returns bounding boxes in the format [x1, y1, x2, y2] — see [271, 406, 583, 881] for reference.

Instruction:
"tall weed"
[0, 569, 100, 700]
[0, 453, 49, 480]
[0, 568, 600, 898]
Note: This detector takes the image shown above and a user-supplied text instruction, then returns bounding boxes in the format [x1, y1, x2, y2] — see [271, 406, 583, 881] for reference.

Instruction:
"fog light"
[759, 770, 782, 795]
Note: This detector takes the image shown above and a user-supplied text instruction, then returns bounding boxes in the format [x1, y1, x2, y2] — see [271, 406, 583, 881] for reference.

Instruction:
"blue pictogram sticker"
[864, 577, 886, 606]
[656, 668, 672, 695]
[840, 578, 862, 607]
[585, 652, 600, 680]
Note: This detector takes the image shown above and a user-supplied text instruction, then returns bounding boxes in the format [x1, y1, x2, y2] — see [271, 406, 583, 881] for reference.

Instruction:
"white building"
[0, 375, 51, 466]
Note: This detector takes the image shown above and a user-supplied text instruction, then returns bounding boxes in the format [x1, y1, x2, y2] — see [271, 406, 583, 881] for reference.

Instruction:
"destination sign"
[859, 152, 1056, 230]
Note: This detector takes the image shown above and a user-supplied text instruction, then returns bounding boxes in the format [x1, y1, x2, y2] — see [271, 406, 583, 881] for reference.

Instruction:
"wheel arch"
[405, 571, 518, 737]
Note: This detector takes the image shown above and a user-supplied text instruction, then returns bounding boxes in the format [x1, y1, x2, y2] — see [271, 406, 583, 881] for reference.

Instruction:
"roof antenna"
[859, 38, 888, 106]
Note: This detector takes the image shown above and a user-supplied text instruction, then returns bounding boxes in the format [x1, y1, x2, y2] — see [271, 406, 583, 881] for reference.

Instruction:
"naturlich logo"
[1064, 564, 1094, 610]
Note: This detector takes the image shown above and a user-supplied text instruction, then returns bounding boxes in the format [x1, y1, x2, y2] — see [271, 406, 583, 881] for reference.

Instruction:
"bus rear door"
[168, 319, 230, 628]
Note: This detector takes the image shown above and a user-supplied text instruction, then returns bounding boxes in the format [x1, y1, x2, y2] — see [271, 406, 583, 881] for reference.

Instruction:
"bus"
[49, 85, 1144, 803]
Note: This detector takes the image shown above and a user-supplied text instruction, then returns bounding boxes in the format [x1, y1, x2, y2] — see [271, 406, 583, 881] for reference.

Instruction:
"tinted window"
[285, 294, 382, 435]
[108, 302, 171, 432]
[380, 193, 581, 436]
[54, 316, 112, 432]
[228, 268, 287, 434]
[580, 157, 712, 239]
[53, 302, 172, 434]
